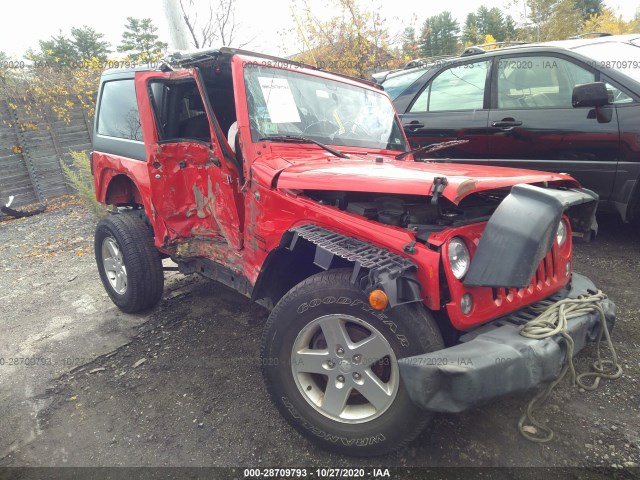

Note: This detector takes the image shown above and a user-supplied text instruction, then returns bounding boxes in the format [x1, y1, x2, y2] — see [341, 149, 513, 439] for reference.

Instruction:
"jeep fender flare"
[98, 171, 159, 240]
[103, 173, 144, 207]
[252, 224, 422, 309]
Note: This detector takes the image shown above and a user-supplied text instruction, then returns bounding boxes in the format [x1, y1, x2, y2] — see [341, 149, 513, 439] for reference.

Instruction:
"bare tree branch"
[179, 0, 252, 49]
[179, 0, 202, 48]
[200, 3, 216, 47]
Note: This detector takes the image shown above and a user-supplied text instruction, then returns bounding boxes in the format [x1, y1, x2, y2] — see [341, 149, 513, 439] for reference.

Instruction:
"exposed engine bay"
[304, 189, 510, 242]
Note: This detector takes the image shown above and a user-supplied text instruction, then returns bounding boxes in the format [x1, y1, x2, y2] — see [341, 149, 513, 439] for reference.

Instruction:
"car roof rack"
[403, 58, 427, 66]
[568, 32, 612, 39]
[405, 54, 453, 66]
[460, 41, 529, 56]
[461, 46, 486, 56]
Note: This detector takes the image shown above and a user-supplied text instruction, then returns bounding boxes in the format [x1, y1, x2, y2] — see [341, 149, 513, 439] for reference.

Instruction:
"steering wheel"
[528, 92, 555, 107]
[302, 120, 341, 136]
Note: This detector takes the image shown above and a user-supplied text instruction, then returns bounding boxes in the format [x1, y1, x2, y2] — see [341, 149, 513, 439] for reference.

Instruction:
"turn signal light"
[369, 289, 389, 311]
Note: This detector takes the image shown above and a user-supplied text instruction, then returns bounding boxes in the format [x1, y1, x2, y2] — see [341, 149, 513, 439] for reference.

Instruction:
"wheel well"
[105, 175, 143, 207]
[251, 224, 424, 311]
[251, 238, 352, 310]
[614, 176, 640, 223]
[629, 187, 640, 223]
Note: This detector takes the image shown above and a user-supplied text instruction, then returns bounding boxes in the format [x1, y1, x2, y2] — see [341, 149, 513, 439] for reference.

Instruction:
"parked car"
[90, 47, 612, 456]
[383, 34, 640, 222]
[371, 57, 430, 84]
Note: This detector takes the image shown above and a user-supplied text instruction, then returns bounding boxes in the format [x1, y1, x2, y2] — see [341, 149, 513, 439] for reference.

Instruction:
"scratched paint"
[192, 179, 213, 219]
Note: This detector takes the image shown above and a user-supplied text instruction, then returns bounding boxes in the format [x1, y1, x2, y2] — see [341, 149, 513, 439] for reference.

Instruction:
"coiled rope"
[517, 290, 623, 442]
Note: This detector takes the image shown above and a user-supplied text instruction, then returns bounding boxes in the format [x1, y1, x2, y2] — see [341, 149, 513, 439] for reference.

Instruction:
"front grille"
[491, 248, 559, 307]
[460, 290, 566, 342]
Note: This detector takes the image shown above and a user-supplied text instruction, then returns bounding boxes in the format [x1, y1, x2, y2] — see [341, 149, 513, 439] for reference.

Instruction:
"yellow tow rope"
[518, 290, 623, 442]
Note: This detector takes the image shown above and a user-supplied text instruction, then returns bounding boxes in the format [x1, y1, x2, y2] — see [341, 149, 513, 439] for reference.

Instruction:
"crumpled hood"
[275, 157, 578, 205]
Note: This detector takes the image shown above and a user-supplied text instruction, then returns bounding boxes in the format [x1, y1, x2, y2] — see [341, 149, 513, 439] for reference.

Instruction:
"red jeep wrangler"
[91, 48, 614, 456]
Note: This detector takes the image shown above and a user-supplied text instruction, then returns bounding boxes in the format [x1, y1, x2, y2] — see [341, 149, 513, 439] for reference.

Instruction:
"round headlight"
[556, 219, 567, 246]
[448, 237, 470, 280]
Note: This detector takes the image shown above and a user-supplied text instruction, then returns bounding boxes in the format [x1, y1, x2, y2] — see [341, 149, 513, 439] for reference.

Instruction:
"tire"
[94, 211, 164, 313]
[261, 269, 444, 456]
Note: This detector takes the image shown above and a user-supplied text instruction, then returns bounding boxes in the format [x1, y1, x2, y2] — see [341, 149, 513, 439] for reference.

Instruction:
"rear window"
[97, 79, 143, 141]
[382, 69, 426, 100]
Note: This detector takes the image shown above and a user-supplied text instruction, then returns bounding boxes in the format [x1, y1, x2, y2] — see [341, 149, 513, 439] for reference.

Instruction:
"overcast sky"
[2, 0, 638, 59]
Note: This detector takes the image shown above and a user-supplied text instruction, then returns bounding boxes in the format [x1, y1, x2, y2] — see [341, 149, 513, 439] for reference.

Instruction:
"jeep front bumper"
[398, 273, 615, 413]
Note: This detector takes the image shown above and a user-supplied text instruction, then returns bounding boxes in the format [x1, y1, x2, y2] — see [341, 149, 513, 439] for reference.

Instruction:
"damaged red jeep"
[91, 48, 615, 456]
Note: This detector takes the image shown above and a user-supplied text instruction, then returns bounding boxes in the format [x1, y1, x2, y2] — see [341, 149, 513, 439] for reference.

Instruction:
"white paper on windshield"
[258, 77, 301, 124]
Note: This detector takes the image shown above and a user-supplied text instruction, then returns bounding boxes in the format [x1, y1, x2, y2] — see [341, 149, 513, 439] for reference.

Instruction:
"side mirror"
[572, 82, 610, 108]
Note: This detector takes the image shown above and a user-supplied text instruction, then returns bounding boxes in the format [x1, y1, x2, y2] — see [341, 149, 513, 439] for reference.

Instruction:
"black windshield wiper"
[259, 135, 349, 159]
[395, 139, 470, 160]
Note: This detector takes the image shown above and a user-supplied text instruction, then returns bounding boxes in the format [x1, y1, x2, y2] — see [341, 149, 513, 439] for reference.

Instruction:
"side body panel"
[613, 103, 640, 219]
[134, 69, 244, 251]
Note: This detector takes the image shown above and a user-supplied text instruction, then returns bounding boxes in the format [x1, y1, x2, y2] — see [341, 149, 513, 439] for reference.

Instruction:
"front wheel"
[94, 211, 164, 313]
[261, 269, 444, 456]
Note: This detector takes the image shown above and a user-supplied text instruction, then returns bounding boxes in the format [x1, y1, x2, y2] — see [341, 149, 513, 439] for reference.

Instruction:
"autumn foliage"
[290, 0, 402, 78]
[581, 8, 640, 35]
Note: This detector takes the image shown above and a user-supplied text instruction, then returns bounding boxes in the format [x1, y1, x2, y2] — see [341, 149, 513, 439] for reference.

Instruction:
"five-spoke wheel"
[94, 211, 164, 313]
[101, 237, 128, 295]
[261, 269, 444, 456]
[291, 314, 399, 423]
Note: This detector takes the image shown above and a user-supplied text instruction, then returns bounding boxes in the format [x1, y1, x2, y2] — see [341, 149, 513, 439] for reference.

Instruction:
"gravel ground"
[0, 198, 638, 475]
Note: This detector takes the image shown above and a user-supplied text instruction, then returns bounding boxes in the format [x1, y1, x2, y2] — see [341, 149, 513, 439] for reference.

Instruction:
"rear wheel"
[261, 269, 444, 456]
[94, 211, 164, 313]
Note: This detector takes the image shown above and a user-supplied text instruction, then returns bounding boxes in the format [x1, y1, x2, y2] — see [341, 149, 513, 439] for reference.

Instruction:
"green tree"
[401, 26, 420, 58]
[35, 32, 77, 66]
[525, 0, 581, 40]
[575, 0, 604, 21]
[503, 15, 517, 40]
[117, 17, 168, 62]
[420, 12, 459, 57]
[483, 7, 516, 41]
[462, 13, 482, 45]
[28, 27, 111, 67]
[475, 6, 492, 37]
[549, 0, 582, 38]
[463, 6, 517, 45]
[0, 51, 12, 79]
[71, 26, 110, 61]
[0, 51, 10, 62]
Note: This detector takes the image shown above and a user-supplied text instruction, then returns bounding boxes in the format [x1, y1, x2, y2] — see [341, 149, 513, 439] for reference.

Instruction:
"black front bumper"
[398, 273, 615, 413]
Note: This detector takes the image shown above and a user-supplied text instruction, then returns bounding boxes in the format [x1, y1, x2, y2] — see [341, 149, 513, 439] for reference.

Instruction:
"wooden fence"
[0, 98, 93, 210]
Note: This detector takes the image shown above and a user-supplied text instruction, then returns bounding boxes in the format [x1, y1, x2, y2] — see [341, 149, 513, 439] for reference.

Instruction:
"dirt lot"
[0, 198, 638, 475]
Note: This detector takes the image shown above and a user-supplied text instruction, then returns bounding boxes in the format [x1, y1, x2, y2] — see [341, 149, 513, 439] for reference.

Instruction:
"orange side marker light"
[369, 289, 389, 311]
